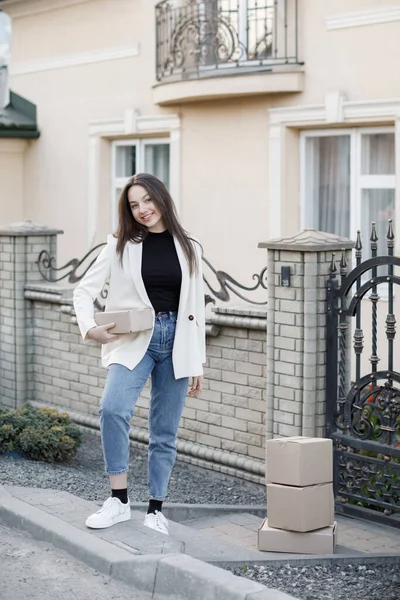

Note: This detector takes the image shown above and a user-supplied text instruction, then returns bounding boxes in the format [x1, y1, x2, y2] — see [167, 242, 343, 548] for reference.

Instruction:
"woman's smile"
[128, 185, 165, 232]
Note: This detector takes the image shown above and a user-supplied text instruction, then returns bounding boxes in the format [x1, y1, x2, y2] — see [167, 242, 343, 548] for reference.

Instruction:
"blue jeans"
[99, 312, 189, 500]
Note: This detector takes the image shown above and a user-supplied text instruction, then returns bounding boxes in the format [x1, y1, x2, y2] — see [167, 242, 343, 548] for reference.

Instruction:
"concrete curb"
[210, 551, 400, 569]
[0, 486, 297, 600]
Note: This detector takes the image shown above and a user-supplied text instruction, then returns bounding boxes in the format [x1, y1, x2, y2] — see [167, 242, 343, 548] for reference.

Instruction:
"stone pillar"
[0, 221, 63, 409]
[259, 230, 354, 439]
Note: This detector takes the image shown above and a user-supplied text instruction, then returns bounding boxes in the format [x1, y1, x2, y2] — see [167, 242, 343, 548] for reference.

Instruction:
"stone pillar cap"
[0, 220, 64, 236]
[258, 229, 355, 252]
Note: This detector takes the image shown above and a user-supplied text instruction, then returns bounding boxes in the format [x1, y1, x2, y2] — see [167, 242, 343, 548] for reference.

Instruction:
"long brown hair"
[115, 173, 199, 274]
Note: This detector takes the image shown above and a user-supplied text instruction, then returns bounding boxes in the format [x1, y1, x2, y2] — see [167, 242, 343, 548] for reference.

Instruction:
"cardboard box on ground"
[258, 519, 337, 554]
[267, 482, 334, 532]
[266, 436, 333, 486]
[258, 436, 337, 554]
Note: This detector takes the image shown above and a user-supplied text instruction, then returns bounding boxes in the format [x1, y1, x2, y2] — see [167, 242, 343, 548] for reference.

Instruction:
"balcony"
[154, 0, 304, 105]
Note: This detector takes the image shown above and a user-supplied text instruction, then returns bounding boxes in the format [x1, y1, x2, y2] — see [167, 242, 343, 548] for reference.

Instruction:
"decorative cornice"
[0, 0, 97, 18]
[89, 111, 180, 137]
[24, 290, 65, 303]
[259, 228, 355, 252]
[327, 6, 400, 30]
[0, 219, 63, 236]
[11, 44, 139, 76]
[269, 97, 400, 126]
[214, 305, 267, 319]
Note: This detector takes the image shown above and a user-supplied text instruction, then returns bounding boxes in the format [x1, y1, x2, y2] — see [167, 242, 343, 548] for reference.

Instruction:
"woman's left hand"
[188, 376, 203, 397]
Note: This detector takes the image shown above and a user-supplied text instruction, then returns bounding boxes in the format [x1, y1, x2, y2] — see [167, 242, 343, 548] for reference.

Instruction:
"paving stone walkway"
[185, 512, 400, 555]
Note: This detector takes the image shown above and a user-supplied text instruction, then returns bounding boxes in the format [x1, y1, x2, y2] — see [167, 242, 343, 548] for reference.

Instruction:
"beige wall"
[7, 0, 165, 263]
[0, 139, 27, 225]
[294, 0, 400, 107]
[179, 97, 270, 291]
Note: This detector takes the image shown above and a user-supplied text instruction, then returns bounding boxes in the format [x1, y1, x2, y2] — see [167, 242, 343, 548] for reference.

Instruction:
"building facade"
[0, 0, 400, 358]
[0, 0, 398, 269]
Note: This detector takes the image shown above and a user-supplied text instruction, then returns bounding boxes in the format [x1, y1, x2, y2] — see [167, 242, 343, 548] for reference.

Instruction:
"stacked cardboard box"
[258, 436, 337, 554]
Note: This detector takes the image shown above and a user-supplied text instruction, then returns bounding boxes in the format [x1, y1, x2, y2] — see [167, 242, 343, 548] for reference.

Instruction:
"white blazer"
[73, 234, 206, 379]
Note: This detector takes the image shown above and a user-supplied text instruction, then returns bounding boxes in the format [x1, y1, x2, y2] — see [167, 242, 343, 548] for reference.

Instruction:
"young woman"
[73, 173, 206, 535]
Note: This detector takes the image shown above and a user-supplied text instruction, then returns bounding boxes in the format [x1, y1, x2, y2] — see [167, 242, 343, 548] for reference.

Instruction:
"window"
[192, 1, 280, 69]
[111, 139, 170, 228]
[301, 128, 395, 261]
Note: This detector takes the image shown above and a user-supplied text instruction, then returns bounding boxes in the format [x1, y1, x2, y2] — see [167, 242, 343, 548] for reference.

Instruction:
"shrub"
[0, 404, 82, 463]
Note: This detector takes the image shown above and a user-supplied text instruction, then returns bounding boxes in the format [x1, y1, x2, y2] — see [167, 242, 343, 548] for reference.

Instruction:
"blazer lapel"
[174, 236, 189, 314]
[127, 241, 152, 308]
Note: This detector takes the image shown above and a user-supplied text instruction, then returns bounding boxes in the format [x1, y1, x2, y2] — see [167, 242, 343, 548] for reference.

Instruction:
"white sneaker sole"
[85, 510, 131, 529]
[143, 520, 169, 536]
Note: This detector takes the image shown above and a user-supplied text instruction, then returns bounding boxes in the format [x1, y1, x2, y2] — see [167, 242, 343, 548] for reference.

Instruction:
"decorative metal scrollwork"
[36, 245, 267, 307]
[37, 244, 107, 284]
[156, 0, 299, 82]
[202, 257, 267, 306]
[163, 7, 245, 76]
[327, 220, 400, 522]
[337, 448, 400, 514]
[343, 375, 400, 447]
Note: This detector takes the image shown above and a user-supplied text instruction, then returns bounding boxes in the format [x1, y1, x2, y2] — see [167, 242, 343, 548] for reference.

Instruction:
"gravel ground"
[230, 563, 400, 600]
[3, 432, 400, 600]
[0, 430, 266, 505]
[0, 523, 150, 600]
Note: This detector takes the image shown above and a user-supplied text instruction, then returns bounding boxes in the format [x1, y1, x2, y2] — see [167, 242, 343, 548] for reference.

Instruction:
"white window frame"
[111, 137, 170, 231]
[87, 111, 180, 250]
[268, 95, 400, 252]
[300, 126, 395, 238]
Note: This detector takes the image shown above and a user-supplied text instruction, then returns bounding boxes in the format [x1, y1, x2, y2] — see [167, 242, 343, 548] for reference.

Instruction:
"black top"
[141, 230, 182, 313]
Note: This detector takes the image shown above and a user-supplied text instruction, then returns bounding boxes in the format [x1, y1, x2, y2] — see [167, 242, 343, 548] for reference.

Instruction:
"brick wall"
[262, 230, 354, 440]
[25, 292, 267, 476]
[267, 249, 329, 438]
[0, 224, 356, 484]
[0, 227, 59, 409]
[0, 235, 16, 409]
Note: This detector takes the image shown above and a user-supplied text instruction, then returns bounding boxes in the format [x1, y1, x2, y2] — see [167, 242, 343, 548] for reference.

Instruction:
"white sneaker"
[143, 510, 169, 535]
[85, 497, 131, 529]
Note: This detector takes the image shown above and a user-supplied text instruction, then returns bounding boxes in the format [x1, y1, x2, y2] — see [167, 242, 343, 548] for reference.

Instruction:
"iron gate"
[326, 221, 400, 526]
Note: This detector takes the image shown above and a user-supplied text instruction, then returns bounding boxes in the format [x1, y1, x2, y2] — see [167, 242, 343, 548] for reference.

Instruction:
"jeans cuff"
[106, 469, 128, 475]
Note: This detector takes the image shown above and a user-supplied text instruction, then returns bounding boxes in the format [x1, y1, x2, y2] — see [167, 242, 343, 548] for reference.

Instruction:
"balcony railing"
[155, 0, 300, 83]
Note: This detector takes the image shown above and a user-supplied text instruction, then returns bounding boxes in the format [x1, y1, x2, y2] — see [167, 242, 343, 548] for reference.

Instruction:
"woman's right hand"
[86, 323, 122, 344]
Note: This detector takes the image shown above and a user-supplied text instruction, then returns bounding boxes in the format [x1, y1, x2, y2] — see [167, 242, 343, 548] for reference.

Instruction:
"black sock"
[111, 488, 128, 504]
[147, 499, 163, 514]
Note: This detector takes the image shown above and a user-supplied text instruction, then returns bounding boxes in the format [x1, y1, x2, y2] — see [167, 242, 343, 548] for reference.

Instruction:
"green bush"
[0, 404, 82, 463]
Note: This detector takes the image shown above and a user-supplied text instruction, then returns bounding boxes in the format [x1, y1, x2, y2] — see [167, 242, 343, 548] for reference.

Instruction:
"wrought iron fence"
[155, 0, 300, 82]
[326, 221, 400, 526]
[37, 244, 267, 308]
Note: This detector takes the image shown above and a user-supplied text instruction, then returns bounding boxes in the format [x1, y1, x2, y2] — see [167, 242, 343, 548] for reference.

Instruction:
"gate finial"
[329, 253, 337, 275]
[370, 222, 378, 251]
[340, 248, 348, 277]
[355, 230, 362, 264]
[387, 219, 394, 250]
